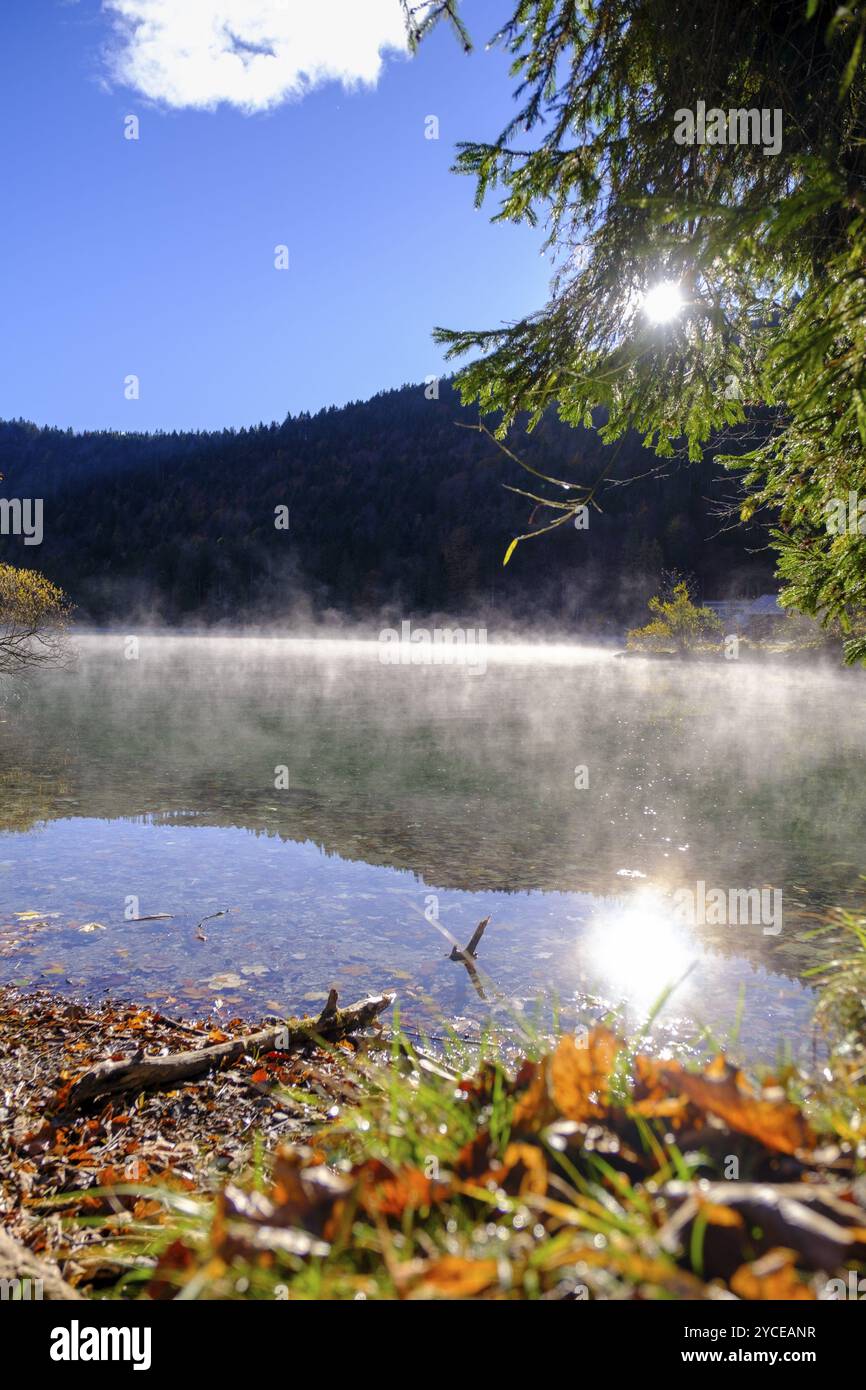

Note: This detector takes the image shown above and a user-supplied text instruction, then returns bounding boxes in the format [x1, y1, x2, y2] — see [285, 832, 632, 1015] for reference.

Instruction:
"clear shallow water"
[0, 635, 863, 1062]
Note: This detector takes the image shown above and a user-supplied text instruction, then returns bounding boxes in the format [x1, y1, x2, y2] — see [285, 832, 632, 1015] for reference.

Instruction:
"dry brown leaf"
[549, 1027, 621, 1122]
[697, 1198, 745, 1229]
[132, 1197, 165, 1220]
[511, 1057, 554, 1132]
[415, 1254, 499, 1298]
[356, 1159, 447, 1217]
[661, 1056, 814, 1155]
[631, 1053, 691, 1120]
[499, 1142, 548, 1197]
[730, 1248, 816, 1300]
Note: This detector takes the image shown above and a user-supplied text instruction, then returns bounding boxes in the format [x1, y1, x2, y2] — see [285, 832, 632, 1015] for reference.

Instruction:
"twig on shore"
[67, 991, 394, 1108]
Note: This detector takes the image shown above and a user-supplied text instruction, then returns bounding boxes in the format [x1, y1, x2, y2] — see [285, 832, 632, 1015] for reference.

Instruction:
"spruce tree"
[406, 1, 866, 658]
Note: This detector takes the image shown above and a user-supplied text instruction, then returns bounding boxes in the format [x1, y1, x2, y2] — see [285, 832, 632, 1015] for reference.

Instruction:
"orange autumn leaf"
[696, 1198, 744, 1229]
[730, 1249, 816, 1301]
[416, 1254, 499, 1298]
[356, 1159, 447, 1217]
[661, 1056, 814, 1156]
[457, 1138, 548, 1198]
[96, 1164, 126, 1185]
[631, 1094, 690, 1120]
[549, 1027, 622, 1122]
[500, 1142, 548, 1197]
[631, 1053, 691, 1120]
[77, 1193, 107, 1212]
[132, 1197, 165, 1220]
[511, 1057, 554, 1132]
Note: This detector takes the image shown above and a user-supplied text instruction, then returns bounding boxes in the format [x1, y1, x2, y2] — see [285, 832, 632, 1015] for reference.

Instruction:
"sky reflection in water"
[0, 636, 861, 1063]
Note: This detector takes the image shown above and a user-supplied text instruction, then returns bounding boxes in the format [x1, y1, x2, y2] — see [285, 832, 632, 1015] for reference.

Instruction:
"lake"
[1, 634, 863, 1063]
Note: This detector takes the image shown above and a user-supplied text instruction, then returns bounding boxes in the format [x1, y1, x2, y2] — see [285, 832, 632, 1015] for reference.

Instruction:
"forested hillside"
[0, 382, 774, 627]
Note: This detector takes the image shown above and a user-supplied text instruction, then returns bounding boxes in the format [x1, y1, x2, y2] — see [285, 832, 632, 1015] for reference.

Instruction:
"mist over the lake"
[2, 632, 861, 1060]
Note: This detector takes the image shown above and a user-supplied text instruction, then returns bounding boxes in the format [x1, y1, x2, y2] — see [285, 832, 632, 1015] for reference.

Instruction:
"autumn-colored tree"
[0, 564, 72, 675]
[627, 582, 722, 653]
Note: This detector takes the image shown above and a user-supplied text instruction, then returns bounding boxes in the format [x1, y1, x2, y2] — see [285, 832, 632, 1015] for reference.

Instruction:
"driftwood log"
[0, 1227, 83, 1300]
[67, 991, 394, 1109]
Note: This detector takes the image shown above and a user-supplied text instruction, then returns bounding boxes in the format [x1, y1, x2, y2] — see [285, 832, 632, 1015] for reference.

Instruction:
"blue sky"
[0, 0, 550, 432]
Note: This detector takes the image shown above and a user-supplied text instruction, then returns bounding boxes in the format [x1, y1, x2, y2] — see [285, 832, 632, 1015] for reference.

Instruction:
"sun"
[643, 280, 684, 324]
[582, 886, 696, 1010]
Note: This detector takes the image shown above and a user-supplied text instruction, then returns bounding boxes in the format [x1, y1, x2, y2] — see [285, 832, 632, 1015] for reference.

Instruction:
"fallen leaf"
[207, 973, 243, 990]
[415, 1255, 499, 1298]
[499, 1142, 548, 1197]
[549, 1027, 621, 1122]
[356, 1159, 447, 1217]
[511, 1057, 555, 1132]
[661, 1056, 814, 1155]
[730, 1248, 816, 1301]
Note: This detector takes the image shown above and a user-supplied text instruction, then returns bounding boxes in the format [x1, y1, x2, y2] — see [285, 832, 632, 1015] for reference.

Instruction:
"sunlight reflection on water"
[0, 634, 862, 1062]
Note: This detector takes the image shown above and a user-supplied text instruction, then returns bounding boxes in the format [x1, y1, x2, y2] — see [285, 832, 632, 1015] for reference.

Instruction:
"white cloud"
[103, 0, 410, 112]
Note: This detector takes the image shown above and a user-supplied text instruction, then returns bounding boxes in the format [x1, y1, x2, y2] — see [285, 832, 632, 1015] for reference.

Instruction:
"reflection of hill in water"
[2, 637, 864, 983]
